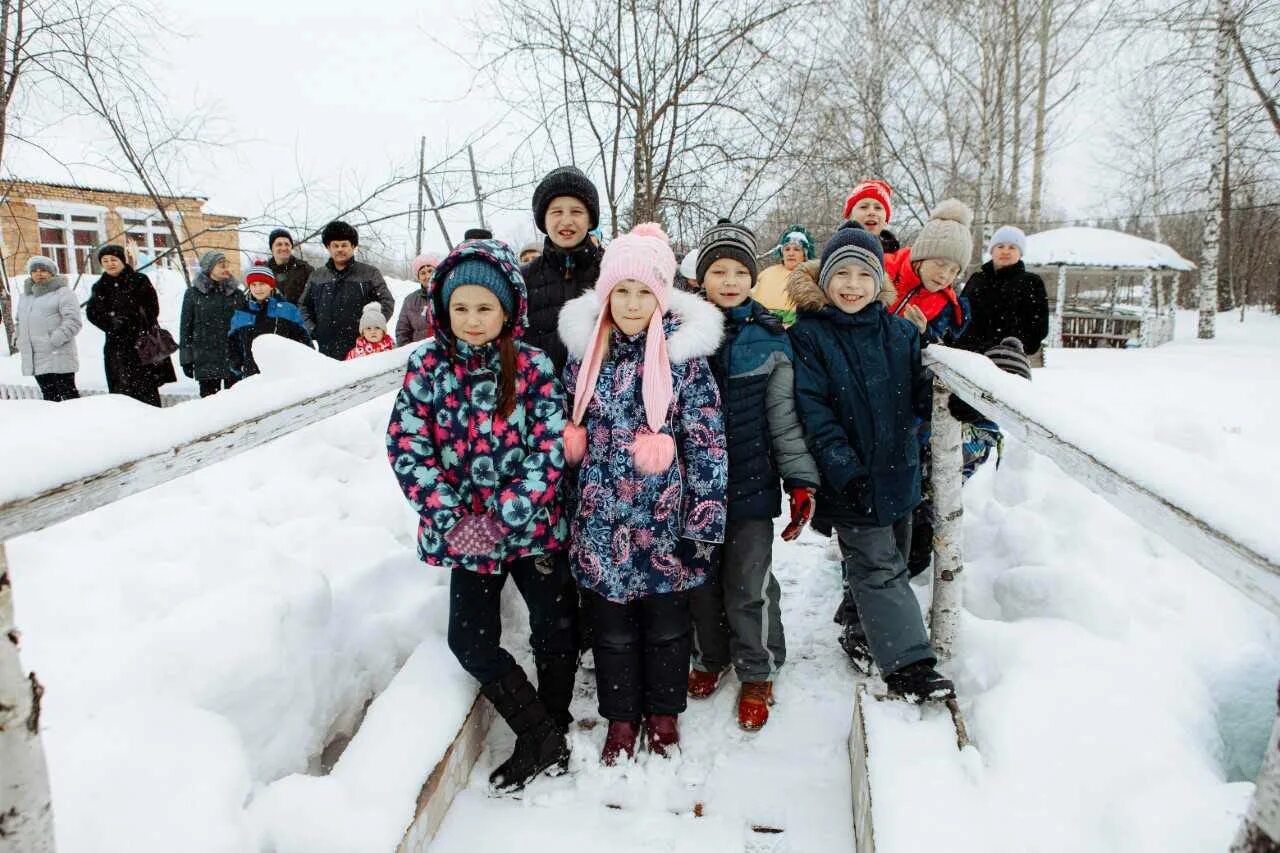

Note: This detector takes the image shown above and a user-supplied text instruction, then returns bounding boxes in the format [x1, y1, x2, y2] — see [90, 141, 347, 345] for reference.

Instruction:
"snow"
[1021, 226, 1196, 271]
[3, 307, 1277, 851]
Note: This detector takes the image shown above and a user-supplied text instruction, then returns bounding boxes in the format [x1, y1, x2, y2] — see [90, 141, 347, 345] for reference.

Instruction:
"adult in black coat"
[520, 166, 603, 372]
[85, 244, 176, 406]
[265, 228, 314, 305]
[298, 220, 395, 359]
[958, 226, 1050, 355]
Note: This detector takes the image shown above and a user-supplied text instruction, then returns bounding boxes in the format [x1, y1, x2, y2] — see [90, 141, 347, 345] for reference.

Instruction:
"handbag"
[135, 306, 178, 366]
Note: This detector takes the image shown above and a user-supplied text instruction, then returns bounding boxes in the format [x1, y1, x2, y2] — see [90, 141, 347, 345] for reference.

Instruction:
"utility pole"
[415, 136, 426, 257]
[421, 173, 453, 248]
[467, 145, 486, 230]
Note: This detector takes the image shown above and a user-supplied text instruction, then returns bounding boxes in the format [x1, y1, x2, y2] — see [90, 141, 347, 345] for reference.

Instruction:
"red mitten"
[781, 487, 816, 541]
[445, 513, 505, 556]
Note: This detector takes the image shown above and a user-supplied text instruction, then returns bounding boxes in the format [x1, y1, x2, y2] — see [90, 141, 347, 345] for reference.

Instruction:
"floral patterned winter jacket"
[558, 289, 728, 603]
[386, 240, 568, 574]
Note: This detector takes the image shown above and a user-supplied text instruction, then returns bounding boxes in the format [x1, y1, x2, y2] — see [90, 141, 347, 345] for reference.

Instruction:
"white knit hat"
[359, 302, 388, 333]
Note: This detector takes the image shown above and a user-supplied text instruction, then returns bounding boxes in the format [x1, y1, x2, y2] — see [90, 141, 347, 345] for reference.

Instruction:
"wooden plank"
[0, 365, 405, 542]
[397, 696, 494, 852]
[926, 356, 1280, 618]
[850, 683, 877, 853]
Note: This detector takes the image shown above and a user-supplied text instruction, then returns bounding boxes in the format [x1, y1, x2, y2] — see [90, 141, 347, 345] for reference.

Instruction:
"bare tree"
[1199, 0, 1232, 339]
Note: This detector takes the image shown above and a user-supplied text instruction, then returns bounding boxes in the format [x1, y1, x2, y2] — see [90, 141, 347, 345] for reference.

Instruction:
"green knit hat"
[775, 224, 816, 260]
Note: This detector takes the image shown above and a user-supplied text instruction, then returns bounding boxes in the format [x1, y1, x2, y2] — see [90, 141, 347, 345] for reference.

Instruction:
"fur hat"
[988, 225, 1027, 255]
[462, 228, 492, 242]
[696, 218, 758, 285]
[26, 255, 57, 275]
[532, 166, 601, 233]
[321, 220, 358, 247]
[565, 222, 679, 475]
[819, 221, 886, 294]
[912, 199, 974, 269]
[97, 244, 127, 264]
[843, 179, 894, 223]
[411, 253, 440, 280]
[358, 302, 388, 334]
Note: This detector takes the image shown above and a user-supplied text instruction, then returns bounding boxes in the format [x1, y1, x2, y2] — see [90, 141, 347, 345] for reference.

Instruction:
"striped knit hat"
[244, 262, 276, 289]
[819, 221, 886, 293]
[986, 337, 1032, 379]
[696, 218, 758, 285]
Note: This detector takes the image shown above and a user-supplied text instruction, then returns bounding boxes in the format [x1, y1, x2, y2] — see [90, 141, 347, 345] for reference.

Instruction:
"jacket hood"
[24, 274, 69, 296]
[428, 239, 529, 345]
[557, 286, 723, 364]
[786, 259, 896, 314]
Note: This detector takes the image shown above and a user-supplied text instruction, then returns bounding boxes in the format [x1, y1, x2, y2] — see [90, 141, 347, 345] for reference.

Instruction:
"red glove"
[781, 487, 816, 541]
[445, 513, 505, 556]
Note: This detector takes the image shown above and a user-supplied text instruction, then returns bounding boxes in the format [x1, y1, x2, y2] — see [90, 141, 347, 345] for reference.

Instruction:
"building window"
[122, 213, 180, 269]
[36, 210, 105, 277]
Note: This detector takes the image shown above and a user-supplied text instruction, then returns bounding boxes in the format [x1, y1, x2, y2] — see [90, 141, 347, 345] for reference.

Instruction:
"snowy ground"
[3, 309, 1278, 852]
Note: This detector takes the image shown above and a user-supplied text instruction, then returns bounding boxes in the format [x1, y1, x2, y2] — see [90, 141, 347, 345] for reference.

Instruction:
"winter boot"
[601, 720, 640, 766]
[884, 660, 955, 704]
[687, 667, 726, 699]
[481, 667, 570, 792]
[839, 625, 876, 677]
[737, 681, 774, 731]
[643, 714, 680, 758]
[536, 654, 578, 734]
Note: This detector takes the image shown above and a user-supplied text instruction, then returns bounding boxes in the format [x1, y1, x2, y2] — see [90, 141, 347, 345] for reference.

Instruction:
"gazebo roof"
[1021, 227, 1196, 272]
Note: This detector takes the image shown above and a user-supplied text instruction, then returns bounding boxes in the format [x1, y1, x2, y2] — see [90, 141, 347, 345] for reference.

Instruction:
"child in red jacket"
[345, 303, 396, 360]
[888, 199, 973, 346]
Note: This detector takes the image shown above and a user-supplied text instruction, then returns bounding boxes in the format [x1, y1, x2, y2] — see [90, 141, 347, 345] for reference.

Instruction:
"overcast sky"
[8, 0, 1112, 263]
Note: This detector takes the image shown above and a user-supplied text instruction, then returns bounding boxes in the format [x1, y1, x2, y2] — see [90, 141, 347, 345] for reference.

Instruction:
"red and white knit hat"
[244, 262, 276, 289]
[843, 179, 894, 223]
[565, 222, 678, 475]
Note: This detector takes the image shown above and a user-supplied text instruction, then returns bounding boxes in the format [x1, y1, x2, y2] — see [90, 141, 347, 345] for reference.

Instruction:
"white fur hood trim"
[558, 288, 724, 364]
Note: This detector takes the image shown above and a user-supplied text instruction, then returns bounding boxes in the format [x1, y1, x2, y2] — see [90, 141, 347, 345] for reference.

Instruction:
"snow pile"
[0, 268, 421, 393]
[1020, 226, 1196, 271]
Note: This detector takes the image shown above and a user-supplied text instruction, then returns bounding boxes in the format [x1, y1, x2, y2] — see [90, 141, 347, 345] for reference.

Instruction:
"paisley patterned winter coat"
[558, 289, 728, 603]
[386, 240, 568, 575]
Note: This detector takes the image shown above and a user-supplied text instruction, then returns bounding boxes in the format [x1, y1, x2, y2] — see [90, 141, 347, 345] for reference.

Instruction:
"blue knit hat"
[441, 257, 517, 316]
[819, 221, 885, 293]
[988, 224, 1027, 255]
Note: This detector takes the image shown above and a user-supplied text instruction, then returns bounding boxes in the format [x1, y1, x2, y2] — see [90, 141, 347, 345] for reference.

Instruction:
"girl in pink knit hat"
[557, 222, 728, 765]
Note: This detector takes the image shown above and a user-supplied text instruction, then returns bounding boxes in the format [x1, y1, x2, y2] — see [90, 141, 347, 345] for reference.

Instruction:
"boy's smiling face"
[850, 198, 887, 235]
[545, 196, 590, 249]
[701, 256, 753, 308]
[827, 265, 878, 314]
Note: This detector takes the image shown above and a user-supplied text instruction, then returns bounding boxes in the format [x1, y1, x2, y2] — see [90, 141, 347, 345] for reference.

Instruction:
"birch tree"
[1199, 0, 1232, 339]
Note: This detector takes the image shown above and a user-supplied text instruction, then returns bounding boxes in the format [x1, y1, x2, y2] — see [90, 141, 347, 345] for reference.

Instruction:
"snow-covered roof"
[1022, 227, 1196, 272]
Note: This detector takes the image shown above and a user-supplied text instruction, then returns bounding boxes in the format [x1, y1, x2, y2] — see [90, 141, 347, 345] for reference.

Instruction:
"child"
[180, 250, 244, 397]
[228, 262, 312, 379]
[386, 239, 577, 792]
[557, 223, 728, 763]
[687, 220, 820, 730]
[752, 224, 816, 325]
[888, 199, 974, 345]
[396, 253, 440, 346]
[843, 179, 902, 268]
[958, 225, 1050, 359]
[345, 303, 396, 360]
[787, 221, 954, 703]
[17, 255, 82, 401]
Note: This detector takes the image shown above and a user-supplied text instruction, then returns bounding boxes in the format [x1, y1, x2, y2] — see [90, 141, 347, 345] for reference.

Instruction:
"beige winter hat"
[911, 199, 974, 268]
[359, 302, 388, 333]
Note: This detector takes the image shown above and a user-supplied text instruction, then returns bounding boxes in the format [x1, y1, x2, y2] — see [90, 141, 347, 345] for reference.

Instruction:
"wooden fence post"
[928, 378, 964, 661]
[0, 542, 57, 851]
[1230, 682, 1280, 852]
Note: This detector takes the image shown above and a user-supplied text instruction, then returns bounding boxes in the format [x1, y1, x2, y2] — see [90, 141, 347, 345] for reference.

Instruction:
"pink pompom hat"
[564, 222, 678, 474]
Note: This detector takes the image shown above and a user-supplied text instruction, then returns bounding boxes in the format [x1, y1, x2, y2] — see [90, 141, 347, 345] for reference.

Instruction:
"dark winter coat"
[299, 259, 395, 359]
[521, 236, 603, 372]
[267, 256, 314, 305]
[18, 274, 81, 376]
[396, 287, 431, 346]
[180, 272, 243, 381]
[958, 260, 1050, 355]
[386, 240, 568, 575]
[559, 288, 728, 604]
[228, 293, 312, 378]
[786, 264, 931, 531]
[711, 299, 819, 520]
[85, 267, 177, 401]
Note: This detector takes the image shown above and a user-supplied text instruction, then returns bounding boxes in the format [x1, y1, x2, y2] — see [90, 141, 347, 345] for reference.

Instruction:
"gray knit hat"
[696, 218, 758, 285]
[198, 250, 228, 275]
[912, 199, 974, 269]
[26, 255, 57, 275]
[358, 302, 388, 334]
[986, 337, 1032, 379]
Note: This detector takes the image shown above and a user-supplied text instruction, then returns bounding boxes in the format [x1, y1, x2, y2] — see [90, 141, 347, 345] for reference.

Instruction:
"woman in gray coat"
[17, 255, 82, 401]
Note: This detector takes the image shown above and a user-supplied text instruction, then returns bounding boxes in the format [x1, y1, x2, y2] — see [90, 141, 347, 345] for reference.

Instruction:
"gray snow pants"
[690, 518, 785, 682]
[835, 518, 936, 675]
